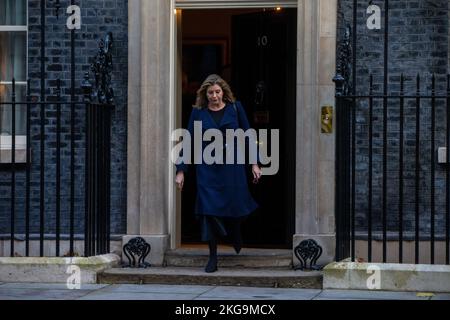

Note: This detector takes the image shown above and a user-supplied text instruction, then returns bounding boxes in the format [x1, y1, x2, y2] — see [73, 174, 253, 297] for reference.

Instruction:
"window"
[0, 0, 27, 137]
[0, 0, 27, 163]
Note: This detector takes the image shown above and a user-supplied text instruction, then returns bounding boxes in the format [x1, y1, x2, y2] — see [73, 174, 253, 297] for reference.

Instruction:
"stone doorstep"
[323, 261, 450, 293]
[98, 267, 323, 289]
[100, 248, 315, 288]
[163, 248, 293, 268]
[0, 254, 121, 284]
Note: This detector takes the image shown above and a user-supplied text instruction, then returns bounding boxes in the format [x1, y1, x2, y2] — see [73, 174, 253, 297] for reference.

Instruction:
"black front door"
[180, 8, 297, 248]
[231, 9, 297, 248]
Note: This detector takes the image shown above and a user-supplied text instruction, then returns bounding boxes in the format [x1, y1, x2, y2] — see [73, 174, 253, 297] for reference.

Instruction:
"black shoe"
[205, 258, 218, 273]
[232, 232, 242, 254]
[233, 243, 242, 254]
[228, 219, 242, 254]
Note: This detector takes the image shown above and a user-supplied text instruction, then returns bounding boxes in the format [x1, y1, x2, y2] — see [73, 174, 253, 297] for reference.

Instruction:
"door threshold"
[179, 243, 291, 250]
[172, 245, 292, 256]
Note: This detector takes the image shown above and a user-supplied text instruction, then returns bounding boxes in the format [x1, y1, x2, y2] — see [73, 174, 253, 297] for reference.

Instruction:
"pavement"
[0, 282, 449, 300]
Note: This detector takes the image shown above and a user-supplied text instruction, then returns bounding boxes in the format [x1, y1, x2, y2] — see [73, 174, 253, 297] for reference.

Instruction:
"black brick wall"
[0, 0, 128, 237]
[3, 1, 447, 241]
[338, 0, 450, 237]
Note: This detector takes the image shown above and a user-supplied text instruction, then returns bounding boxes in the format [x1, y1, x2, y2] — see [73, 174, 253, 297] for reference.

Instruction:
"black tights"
[203, 216, 244, 272]
[205, 230, 218, 272]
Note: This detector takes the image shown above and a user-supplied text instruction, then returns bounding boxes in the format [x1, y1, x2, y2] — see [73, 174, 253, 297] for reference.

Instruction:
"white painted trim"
[175, 0, 297, 9]
[0, 135, 27, 164]
[0, 26, 27, 32]
[0, 135, 26, 149]
[0, 81, 27, 85]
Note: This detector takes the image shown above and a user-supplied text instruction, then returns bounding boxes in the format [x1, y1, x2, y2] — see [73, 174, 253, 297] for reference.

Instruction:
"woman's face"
[206, 84, 224, 106]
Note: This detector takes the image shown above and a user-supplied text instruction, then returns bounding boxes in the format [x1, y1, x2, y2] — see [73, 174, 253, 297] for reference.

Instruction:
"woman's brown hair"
[193, 74, 236, 109]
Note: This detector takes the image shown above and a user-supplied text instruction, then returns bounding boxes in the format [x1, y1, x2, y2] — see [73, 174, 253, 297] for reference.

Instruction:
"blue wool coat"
[176, 101, 258, 218]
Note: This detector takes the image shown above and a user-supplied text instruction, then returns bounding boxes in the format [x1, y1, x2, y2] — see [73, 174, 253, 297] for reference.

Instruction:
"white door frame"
[168, 0, 299, 249]
[127, 0, 336, 266]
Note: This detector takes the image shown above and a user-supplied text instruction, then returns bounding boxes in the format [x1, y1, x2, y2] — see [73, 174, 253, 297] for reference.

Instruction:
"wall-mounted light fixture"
[321, 106, 333, 134]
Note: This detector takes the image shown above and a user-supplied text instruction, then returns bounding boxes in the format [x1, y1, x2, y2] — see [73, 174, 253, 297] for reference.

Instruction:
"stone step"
[163, 247, 293, 269]
[98, 267, 322, 289]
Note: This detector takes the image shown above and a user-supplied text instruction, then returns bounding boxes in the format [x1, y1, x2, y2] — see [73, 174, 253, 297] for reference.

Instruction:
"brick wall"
[3, 0, 447, 240]
[0, 0, 128, 237]
[337, 0, 449, 237]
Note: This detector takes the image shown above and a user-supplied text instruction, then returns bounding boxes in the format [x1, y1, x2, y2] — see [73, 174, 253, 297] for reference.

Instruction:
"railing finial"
[90, 32, 115, 104]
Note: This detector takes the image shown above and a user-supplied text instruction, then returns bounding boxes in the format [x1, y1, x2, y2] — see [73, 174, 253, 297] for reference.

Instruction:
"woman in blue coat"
[175, 74, 262, 273]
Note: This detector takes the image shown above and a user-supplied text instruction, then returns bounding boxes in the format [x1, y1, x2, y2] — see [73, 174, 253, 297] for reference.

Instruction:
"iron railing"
[0, 0, 114, 257]
[335, 73, 450, 265]
[0, 72, 113, 257]
[335, 0, 450, 265]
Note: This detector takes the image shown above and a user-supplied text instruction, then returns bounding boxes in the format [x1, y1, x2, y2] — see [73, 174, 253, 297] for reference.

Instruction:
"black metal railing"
[1, 0, 114, 257]
[335, 0, 450, 265]
[335, 73, 450, 265]
[84, 99, 113, 257]
[1, 27, 115, 259]
[0, 73, 112, 257]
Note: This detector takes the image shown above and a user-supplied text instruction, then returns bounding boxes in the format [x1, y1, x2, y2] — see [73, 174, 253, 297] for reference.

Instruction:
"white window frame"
[0, 135, 26, 163]
[0, 3, 28, 164]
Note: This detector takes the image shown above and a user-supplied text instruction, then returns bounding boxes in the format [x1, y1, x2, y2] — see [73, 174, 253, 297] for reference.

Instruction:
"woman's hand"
[252, 164, 262, 184]
[175, 171, 185, 191]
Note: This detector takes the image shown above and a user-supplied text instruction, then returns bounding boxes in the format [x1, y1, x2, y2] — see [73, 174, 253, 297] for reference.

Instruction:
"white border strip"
[0, 26, 27, 32]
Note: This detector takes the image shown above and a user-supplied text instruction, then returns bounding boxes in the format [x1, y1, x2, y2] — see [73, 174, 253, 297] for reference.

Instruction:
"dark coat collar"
[201, 104, 236, 128]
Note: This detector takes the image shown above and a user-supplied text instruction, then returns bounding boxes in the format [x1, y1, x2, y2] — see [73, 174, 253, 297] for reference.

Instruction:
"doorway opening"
[179, 8, 297, 249]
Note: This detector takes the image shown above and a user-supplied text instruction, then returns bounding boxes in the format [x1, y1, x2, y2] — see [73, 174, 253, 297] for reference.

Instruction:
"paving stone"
[314, 289, 432, 300]
[77, 291, 199, 300]
[0, 283, 109, 290]
[0, 288, 92, 300]
[430, 293, 450, 300]
[197, 286, 321, 300]
[99, 284, 214, 295]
